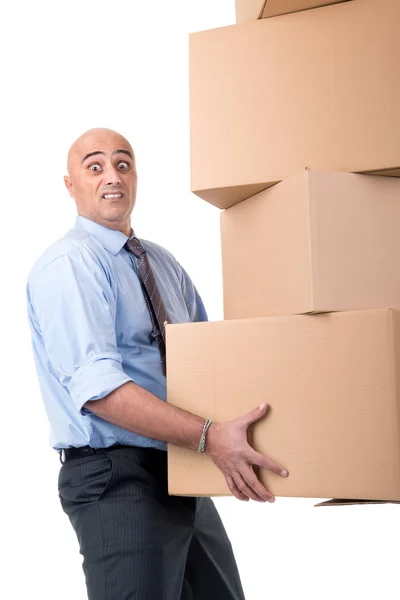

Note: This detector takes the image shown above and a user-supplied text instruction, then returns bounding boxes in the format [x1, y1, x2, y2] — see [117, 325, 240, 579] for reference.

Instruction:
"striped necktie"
[124, 236, 170, 376]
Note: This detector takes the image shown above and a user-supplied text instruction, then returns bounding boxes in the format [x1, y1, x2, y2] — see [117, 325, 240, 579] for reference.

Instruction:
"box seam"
[388, 310, 400, 499]
[306, 169, 316, 311]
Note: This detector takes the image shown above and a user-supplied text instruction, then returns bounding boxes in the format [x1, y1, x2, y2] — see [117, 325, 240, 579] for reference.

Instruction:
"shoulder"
[141, 238, 183, 275]
[27, 227, 111, 290]
[141, 238, 176, 261]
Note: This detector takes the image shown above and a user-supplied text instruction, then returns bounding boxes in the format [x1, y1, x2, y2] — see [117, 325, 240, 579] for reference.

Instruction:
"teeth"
[104, 193, 122, 199]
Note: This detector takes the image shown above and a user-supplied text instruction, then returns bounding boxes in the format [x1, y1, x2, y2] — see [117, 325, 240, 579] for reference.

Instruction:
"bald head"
[67, 128, 134, 175]
[64, 128, 137, 236]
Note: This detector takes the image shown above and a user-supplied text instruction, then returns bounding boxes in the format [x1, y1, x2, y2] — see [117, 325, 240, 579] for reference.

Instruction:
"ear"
[64, 175, 74, 198]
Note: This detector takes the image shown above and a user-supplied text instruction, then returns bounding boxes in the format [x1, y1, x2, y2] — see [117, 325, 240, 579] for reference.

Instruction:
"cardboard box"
[221, 170, 400, 319]
[315, 499, 400, 507]
[190, 0, 400, 208]
[235, 0, 349, 22]
[167, 310, 400, 501]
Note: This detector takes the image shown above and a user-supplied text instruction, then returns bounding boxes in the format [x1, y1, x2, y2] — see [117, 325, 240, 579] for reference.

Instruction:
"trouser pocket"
[58, 453, 113, 506]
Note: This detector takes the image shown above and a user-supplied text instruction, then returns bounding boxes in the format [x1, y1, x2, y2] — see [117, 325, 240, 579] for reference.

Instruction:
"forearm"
[84, 381, 205, 450]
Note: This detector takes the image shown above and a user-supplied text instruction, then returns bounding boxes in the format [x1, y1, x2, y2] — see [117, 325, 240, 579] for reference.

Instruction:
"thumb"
[243, 402, 268, 427]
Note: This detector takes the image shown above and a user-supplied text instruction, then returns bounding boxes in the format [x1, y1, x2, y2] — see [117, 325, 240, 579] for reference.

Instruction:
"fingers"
[241, 403, 268, 428]
[227, 468, 276, 503]
[239, 466, 276, 503]
[251, 451, 288, 477]
[225, 475, 249, 502]
[231, 472, 266, 503]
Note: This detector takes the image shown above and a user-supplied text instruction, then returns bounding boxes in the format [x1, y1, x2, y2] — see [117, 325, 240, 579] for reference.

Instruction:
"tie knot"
[125, 237, 146, 259]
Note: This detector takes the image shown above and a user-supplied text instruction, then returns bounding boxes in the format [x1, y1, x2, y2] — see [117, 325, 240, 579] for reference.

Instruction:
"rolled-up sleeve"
[28, 245, 133, 412]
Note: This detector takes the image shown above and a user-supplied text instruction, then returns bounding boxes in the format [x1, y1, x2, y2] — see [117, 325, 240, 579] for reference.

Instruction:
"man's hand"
[206, 403, 288, 503]
[87, 384, 287, 502]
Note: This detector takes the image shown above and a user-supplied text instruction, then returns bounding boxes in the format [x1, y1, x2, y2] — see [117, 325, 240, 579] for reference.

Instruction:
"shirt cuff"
[69, 353, 134, 412]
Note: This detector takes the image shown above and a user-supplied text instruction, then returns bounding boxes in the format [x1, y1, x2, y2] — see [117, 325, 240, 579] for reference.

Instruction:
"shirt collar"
[75, 215, 132, 256]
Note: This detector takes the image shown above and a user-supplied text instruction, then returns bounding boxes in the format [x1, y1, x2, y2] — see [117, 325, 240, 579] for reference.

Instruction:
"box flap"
[195, 180, 276, 210]
[315, 498, 400, 507]
[261, 0, 349, 19]
[235, 0, 267, 22]
[367, 168, 400, 178]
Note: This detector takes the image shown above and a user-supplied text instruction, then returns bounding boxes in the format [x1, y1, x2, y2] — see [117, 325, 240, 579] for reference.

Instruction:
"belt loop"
[59, 450, 65, 465]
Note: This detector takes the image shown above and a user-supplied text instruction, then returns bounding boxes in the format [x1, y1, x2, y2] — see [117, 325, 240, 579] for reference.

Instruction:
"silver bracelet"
[197, 419, 213, 454]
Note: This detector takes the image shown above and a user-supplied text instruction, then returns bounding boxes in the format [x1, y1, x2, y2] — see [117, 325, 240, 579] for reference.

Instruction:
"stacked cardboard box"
[236, 0, 352, 22]
[167, 0, 400, 503]
[190, 0, 400, 208]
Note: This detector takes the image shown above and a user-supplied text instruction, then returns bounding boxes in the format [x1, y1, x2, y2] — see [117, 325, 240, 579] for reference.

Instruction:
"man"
[26, 128, 288, 599]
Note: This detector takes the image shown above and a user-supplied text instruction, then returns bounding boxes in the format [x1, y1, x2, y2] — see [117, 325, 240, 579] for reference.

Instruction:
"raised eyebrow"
[81, 151, 105, 165]
[112, 149, 134, 160]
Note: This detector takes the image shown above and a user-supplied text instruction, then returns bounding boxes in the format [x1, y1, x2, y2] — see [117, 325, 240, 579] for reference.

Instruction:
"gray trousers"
[58, 446, 246, 600]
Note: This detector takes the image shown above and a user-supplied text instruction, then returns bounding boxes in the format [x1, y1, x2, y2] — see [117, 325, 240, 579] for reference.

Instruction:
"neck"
[78, 213, 132, 237]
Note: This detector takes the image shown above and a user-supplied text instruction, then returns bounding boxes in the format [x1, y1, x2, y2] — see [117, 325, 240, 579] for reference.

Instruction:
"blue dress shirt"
[27, 216, 208, 451]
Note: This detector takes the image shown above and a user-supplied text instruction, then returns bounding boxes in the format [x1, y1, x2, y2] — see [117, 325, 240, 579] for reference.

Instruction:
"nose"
[104, 166, 122, 187]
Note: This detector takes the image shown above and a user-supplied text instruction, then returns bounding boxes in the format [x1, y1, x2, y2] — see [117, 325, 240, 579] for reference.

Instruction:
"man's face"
[64, 129, 138, 234]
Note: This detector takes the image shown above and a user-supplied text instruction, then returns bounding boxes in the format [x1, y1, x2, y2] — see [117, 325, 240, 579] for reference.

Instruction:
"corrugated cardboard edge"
[258, 0, 268, 19]
[315, 498, 400, 507]
[193, 181, 278, 210]
[261, 0, 349, 19]
[366, 168, 400, 178]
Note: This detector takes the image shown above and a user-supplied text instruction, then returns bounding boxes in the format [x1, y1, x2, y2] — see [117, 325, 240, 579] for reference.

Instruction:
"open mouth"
[102, 192, 124, 199]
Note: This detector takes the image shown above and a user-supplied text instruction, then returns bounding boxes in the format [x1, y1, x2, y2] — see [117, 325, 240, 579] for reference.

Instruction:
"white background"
[1, 1, 399, 598]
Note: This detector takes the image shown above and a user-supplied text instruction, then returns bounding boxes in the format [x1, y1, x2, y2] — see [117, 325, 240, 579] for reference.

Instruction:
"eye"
[118, 161, 129, 170]
[89, 163, 101, 172]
